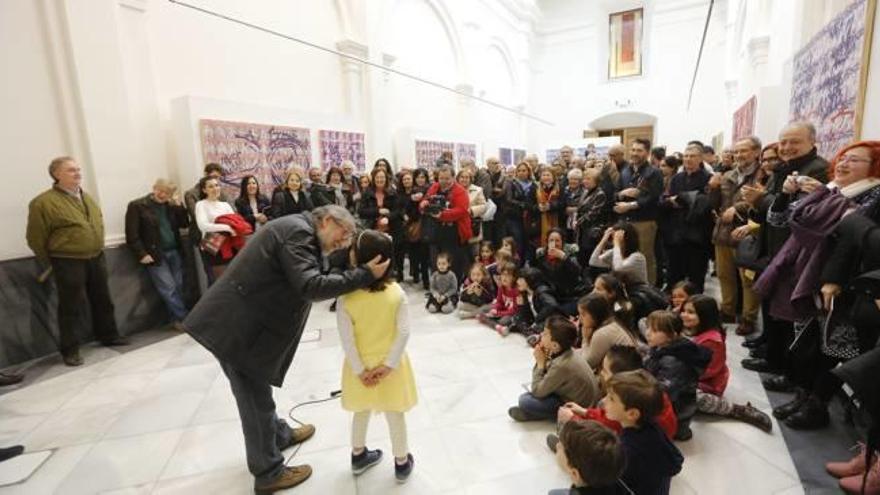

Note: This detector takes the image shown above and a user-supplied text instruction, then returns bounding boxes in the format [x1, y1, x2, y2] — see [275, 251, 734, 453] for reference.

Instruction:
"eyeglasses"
[838, 155, 871, 164]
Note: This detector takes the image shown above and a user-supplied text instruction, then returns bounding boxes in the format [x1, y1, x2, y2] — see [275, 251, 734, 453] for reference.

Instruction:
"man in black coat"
[183, 205, 389, 493]
[124, 179, 189, 323]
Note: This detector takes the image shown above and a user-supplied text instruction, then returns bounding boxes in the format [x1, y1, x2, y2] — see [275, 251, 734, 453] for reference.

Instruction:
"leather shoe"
[772, 390, 806, 420]
[0, 372, 24, 386]
[254, 465, 312, 494]
[721, 312, 737, 324]
[762, 375, 794, 393]
[735, 321, 757, 336]
[749, 346, 768, 359]
[63, 352, 84, 367]
[284, 424, 316, 449]
[742, 336, 766, 349]
[101, 336, 130, 347]
[741, 357, 779, 373]
[784, 395, 830, 430]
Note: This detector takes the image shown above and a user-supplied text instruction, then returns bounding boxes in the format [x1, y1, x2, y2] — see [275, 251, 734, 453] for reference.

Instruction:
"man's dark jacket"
[124, 194, 189, 265]
[183, 213, 373, 386]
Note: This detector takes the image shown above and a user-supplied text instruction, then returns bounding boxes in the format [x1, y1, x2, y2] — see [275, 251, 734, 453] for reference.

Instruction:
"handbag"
[481, 198, 497, 221]
[406, 220, 421, 243]
[820, 295, 861, 360]
[470, 217, 483, 238]
[733, 235, 767, 271]
[199, 232, 226, 255]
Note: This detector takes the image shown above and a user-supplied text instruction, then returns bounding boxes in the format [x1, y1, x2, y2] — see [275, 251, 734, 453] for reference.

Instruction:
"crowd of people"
[22, 121, 880, 493]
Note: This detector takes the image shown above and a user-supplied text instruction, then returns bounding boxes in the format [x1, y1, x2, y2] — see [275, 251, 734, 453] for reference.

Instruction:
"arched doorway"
[587, 111, 657, 150]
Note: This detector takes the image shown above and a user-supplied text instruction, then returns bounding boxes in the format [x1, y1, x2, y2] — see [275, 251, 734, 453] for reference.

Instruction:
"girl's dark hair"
[518, 267, 545, 290]
[596, 273, 624, 302]
[498, 262, 518, 278]
[479, 240, 494, 257]
[353, 230, 394, 292]
[546, 227, 566, 245]
[502, 236, 518, 252]
[605, 344, 644, 373]
[198, 176, 219, 200]
[613, 221, 641, 259]
[238, 175, 258, 200]
[685, 294, 723, 336]
[577, 293, 612, 328]
[546, 315, 578, 352]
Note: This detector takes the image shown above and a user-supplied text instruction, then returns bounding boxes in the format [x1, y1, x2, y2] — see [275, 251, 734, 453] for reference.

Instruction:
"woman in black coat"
[270, 169, 313, 219]
[234, 175, 271, 230]
[503, 162, 537, 263]
[357, 167, 403, 237]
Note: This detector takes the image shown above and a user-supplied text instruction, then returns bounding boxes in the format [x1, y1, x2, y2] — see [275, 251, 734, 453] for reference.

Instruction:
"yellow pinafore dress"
[340, 283, 418, 412]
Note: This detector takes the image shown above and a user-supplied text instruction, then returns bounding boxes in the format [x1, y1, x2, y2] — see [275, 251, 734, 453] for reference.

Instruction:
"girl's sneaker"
[395, 453, 415, 483]
[351, 448, 383, 475]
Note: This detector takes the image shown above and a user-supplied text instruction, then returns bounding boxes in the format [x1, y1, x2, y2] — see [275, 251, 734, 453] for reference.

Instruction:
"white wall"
[2, 0, 877, 261]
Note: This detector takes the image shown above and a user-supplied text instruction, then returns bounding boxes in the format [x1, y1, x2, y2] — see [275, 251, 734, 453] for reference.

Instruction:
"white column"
[336, 39, 368, 120]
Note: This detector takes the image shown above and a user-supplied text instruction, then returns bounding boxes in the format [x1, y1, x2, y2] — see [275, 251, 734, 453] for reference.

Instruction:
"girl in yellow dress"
[337, 230, 418, 482]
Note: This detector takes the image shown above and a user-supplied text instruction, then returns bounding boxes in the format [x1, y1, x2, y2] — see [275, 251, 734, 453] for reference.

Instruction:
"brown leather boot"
[254, 465, 312, 494]
[731, 402, 773, 432]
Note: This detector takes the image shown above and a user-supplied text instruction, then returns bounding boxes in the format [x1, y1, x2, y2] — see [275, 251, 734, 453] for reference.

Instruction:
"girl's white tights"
[351, 410, 409, 460]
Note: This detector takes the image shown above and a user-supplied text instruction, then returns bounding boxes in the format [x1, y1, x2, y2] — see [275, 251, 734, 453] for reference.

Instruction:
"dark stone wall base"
[0, 247, 168, 368]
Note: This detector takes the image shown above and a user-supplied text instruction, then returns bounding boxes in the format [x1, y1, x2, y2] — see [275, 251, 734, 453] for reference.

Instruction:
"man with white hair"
[184, 205, 389, 493]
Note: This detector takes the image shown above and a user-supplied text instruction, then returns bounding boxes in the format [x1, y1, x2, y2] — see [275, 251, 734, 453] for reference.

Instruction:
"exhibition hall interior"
[1, 0, 880, 493]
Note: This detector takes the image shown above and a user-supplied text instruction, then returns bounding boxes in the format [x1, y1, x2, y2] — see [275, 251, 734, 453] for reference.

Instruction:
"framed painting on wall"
[415, 140, 454, 169]
[455, 143, 477, 164]
[789, 0, 876, 159]
[499, 148, 513, 166]
[609, 8, 644, 79]
[200, 119, 311, 199]
[732, 96, 757, 142]
[319, 130, 365, 171]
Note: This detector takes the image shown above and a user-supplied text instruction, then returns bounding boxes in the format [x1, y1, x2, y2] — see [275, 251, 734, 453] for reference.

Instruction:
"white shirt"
[195, 199, 235, 234]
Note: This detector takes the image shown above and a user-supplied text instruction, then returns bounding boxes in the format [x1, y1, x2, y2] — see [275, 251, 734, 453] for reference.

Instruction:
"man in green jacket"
[26, 156, 128, 366]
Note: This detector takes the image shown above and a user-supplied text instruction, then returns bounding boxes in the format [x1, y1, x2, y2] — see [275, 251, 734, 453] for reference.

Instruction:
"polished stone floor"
[0, 282, 805, 494]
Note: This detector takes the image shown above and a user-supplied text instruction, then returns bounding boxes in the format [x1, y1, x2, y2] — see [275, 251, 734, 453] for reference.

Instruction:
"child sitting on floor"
[604, 370, 684, 495]
[508, 316, 598, 422]
[426, 252, 458, 314]
[670, 280, 698, 313]
[507, 267, 565, 341]
[478, 262, 519, 333]
[486, 247, 513, 288]
[336, 230, 417, 482]
[643, 310, 710, 441]
[548, 345, 678, 451]
[457, 262, 495, 319]
[476, 240, 495, 266]
[682, 295, 772, 432]
[549, 420, 628, 495]
[501, 236, 522, 266]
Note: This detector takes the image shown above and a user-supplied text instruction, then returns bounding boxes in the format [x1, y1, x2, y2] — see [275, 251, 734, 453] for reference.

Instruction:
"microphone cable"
[283, 390, 342, 466]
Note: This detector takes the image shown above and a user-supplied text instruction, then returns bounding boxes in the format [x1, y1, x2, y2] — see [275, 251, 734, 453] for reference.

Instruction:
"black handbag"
[821, 295, 861, 360]
[734, 235, 767, 271]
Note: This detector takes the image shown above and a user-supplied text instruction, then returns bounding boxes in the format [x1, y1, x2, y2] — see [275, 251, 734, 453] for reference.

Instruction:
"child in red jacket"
[550, 345, 678, 445]
[681, 295, 772, 432]
[477, 262, 519, 335]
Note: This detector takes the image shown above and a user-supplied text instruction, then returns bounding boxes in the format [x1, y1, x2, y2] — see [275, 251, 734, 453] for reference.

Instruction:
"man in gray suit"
[183, 205, 389, 493]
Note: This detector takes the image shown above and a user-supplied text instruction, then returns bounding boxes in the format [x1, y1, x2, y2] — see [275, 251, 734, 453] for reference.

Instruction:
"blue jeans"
[518, 392, 564, 420]
[146, 250, 187, 321]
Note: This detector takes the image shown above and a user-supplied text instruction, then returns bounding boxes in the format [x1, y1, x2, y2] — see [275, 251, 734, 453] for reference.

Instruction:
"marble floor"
[0, 283, 806, 494]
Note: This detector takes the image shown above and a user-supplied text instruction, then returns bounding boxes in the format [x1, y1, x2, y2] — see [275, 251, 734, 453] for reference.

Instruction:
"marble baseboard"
[0, 247, 169, 368]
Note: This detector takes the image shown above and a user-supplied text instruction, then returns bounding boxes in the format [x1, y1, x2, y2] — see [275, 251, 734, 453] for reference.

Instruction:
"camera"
[424, 194, 448, 216]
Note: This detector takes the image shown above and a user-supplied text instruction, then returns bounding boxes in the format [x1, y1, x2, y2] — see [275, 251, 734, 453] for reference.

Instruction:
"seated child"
[426, 252, 458, 314]
[577, 294, 639, 371]
[486, 247, 513, 288]
[603, 370, 684, 495]
[457, 262, 495, 319]
[549, 420, 628, 495]
[643, 310, 710, 441]
[508, 316, 599, 421]
[682, 295, 772, 432]
[476, 240, 495, 266]
[501, 235, 522, 267]
[670, 280, 698, 313]
[506, 267, 565, 340]
[478, 262, 519, 333]
[336, 230, 417, 482]
[551, 345, 677, 446]
[592, 273, 635, 332]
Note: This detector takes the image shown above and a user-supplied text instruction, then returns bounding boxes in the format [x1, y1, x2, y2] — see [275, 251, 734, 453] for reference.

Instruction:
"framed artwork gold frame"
[609, 8, 644, 79]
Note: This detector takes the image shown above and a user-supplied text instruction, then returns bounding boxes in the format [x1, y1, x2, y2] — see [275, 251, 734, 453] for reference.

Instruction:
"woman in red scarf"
[534, 167, 562, 248]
